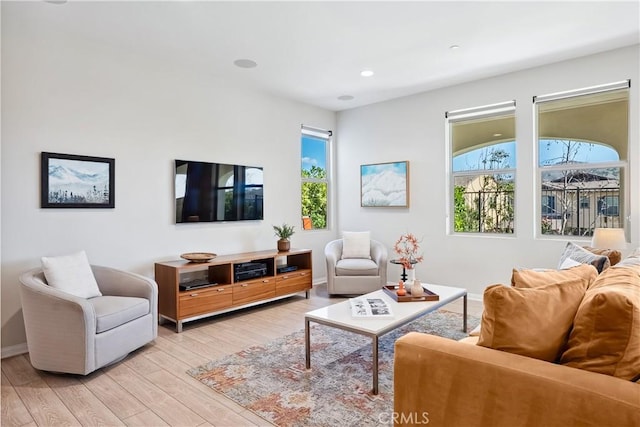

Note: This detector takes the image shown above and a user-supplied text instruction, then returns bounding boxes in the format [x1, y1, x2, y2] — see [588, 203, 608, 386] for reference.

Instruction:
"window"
[447, 101, 516, 234]
[535, 81, 629, 237]
[301, 126, 331, 230]
[542, 195, 556, 215]
[579, 196, 590, 209]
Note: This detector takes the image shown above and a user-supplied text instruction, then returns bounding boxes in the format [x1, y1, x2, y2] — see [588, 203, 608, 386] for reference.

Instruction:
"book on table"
[349, 297, 394, 318]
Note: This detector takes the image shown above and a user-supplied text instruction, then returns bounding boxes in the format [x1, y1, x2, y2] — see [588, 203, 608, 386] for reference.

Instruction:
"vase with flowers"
[394, 232, 424, 297]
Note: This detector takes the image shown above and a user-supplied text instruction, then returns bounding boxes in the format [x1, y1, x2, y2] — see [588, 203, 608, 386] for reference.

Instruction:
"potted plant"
[273, 223, 295, 252]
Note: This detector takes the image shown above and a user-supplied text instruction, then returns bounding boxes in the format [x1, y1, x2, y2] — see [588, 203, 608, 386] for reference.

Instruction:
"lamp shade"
[591, 228, 626, 250]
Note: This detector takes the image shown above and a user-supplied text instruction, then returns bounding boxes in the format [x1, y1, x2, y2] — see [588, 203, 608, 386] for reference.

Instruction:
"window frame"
[446, 101, 517, 236]
[301, 125, 331, 231]
[534, 80, 630, 240]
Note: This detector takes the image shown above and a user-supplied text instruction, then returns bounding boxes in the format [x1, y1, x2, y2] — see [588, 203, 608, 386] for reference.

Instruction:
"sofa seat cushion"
[458, 336, 479, 345]
[90, 296, 149, 333]
[335, 258, 378, 276]
[511, 264, 597, 289]
[478, 278, 589, 362]
[560, 257, 640, 380]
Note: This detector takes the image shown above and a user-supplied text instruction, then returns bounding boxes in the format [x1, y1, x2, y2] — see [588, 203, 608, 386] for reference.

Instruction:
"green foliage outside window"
[454, 186, 477, 232]
[302, 165, 327, 229]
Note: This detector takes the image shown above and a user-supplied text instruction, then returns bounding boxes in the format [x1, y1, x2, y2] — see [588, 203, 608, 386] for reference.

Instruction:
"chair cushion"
[557, 242, 610, 273]
[341, 231, 371, 259]
[477, 278, 589, 362]
[560, 261, 640, 380]
[335, 258, 379, 276]
[41, 250, 102, 299]
[511, 263, 597, 289]
[89, 296, 149, 333]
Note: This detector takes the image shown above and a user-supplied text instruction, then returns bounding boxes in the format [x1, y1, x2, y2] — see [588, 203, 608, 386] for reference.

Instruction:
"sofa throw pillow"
[582, 246, 622, 267]
[511, 263, 597, 289]
[477, 278, 589, 362]
[41, 250, 102, 299]
[341, 231, 371, 259]
[616, 247, 640, 268]
[559, 257, 582, 270]
[560, 263, 640, 380]
[557, 242, 610, 273]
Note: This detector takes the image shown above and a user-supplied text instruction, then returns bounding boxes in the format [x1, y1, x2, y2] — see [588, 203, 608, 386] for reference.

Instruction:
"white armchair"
[19, 265, 158, 375]
[325, 239, 388, 295]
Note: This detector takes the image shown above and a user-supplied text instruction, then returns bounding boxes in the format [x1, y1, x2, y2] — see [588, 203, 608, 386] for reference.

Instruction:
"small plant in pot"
[273, 223, 295, 252]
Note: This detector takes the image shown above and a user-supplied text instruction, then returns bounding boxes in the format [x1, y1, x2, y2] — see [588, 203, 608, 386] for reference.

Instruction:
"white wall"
[1, 12, 336, 351]
[336, 45, 639, 296]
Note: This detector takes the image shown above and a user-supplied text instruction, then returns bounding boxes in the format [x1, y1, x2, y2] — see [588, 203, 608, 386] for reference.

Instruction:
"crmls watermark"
[378, 411, 430, 425]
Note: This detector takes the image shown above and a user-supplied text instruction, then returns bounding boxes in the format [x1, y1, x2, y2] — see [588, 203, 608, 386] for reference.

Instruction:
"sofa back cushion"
[478, 278, 589, 362]
[582, 246, 622, 266]
[511, 264, 597, 289]
[560, 256, 640, 380]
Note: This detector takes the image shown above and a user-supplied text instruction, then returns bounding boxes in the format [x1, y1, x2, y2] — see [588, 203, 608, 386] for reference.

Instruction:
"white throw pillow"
[41, 251, 102, 298]
[559, 257, 582, 270]
[341, 231, 371, 259]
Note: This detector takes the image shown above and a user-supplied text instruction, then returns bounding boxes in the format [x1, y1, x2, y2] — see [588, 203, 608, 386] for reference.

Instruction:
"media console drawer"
[232, 277, 275, 305]
[179, 286, 232, 318]
[276, 269, 311, 296]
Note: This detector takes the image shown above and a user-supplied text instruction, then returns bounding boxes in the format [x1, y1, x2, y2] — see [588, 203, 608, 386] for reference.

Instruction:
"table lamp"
[591, 228, 626, 250]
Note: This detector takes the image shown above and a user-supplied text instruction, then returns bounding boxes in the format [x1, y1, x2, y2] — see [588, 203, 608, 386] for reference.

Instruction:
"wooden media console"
[155, 248, 312, 332]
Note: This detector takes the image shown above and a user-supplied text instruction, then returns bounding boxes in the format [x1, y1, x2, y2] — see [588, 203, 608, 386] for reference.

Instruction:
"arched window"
[447, 101, 516, 234]
[535, 81, 629, 238]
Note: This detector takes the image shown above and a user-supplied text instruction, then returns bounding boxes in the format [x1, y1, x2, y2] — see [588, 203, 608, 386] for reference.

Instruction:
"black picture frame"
[41, 152, 115, 208]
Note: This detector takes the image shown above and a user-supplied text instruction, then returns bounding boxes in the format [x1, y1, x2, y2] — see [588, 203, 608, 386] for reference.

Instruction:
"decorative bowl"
[180, 252, 217, 263]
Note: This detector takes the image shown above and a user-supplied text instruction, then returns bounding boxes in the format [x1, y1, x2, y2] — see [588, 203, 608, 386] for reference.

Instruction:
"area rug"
[188, 310, 479, 427]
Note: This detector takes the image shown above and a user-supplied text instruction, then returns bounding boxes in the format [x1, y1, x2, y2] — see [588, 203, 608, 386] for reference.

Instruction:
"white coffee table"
[304, 283, 467, 394]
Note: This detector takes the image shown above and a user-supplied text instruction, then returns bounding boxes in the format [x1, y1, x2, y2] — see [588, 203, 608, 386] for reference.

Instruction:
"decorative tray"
[180, 252, 217, 263]
[382, 284, 439, 302]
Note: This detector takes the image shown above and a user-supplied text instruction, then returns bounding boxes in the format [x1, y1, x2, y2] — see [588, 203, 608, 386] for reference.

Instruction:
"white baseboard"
[2, 343, 28, 359]
[313, 277, 327, 287]
[467, 292, 482, 302]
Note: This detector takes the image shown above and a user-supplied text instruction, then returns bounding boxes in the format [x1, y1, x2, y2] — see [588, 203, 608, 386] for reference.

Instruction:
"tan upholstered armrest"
[393, 332, 640, 427]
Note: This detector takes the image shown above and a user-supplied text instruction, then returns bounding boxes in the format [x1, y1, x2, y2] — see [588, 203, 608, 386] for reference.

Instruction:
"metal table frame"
[305, 292, 467, 394]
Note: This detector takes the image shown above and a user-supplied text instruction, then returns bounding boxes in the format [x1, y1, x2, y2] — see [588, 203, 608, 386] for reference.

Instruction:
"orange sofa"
[393, 251, 640, 427]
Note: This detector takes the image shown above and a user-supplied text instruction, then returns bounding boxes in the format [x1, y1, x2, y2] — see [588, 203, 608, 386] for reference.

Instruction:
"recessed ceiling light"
[493, 133, 503, 137]
[234, 59, 257, 69]
[338, 95, 354, 101]
[449, 45, 461, 50]
[360, 70, 374, 77]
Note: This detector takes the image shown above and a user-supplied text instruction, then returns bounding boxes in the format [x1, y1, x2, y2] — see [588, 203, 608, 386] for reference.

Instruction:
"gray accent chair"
[325, 239, 388, 295]
[19, 265, 158, 375]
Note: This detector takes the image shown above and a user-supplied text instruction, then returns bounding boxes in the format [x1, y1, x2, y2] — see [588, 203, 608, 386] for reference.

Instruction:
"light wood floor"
[1, 284, 483, 427]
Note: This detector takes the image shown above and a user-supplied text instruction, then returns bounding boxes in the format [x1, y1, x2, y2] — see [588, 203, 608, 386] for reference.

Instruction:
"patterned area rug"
[188, 310, 479, 427]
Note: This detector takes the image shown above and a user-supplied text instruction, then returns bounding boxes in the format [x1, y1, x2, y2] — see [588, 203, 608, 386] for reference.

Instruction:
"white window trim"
[534, 83, 630, 240]
[301, 125, 331, 231]
[446, 101, 517, 236]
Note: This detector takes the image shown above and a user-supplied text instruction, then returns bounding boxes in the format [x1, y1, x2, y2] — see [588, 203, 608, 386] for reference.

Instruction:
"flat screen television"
[175, 159, 264, 223]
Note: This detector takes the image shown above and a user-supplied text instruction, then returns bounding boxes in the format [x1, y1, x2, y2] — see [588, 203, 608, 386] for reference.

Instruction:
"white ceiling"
[8, 1, 640, 111]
